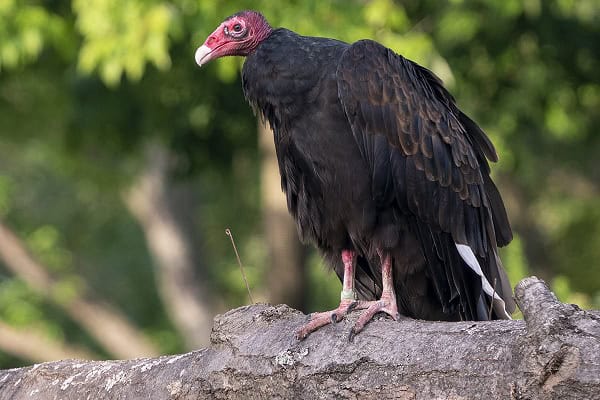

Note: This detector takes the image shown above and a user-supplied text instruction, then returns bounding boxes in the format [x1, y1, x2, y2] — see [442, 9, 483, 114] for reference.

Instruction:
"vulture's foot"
[296, 299, 363, 340]
[348, 291, 400, 341]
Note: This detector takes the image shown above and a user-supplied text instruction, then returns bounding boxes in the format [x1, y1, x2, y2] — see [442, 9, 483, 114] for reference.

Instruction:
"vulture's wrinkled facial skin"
[195, 10, 272, 67]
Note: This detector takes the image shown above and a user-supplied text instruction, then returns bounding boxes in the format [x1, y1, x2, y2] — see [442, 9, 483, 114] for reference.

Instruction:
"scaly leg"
[349, 249, 400, 340]
[296, 250, 365, 340]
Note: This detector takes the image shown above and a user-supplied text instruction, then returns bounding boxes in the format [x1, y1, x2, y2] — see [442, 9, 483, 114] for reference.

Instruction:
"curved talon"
[348, 328, 358, 342]
[296, 329, 307, 341]
[295, 299, 363, 340]
[350, 297, 399, 336]
[299, 249, 403, 340]
[331, 312, 339, 324]
[347, 301, 359, 313]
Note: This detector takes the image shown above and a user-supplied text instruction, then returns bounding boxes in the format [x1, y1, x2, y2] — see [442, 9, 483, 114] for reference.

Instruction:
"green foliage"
[0, 176, 13, 217]
[74, 0, 178, 86]
[0, 0, 70, 70]
[0, 0, 598, 368]
[0, 280, 46, 327]
[306, 253, 342, 313]
[499, 234, 528, 292]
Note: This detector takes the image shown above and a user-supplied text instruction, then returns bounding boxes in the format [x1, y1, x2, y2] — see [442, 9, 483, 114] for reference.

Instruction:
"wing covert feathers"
[336, 40, 515, 317]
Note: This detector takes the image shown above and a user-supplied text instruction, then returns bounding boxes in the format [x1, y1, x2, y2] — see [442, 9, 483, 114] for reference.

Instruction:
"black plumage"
[242, 28, 514, 321]
[197, 11, 515, 331]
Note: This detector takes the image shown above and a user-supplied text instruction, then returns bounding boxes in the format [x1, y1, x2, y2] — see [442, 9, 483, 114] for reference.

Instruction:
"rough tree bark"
[1, 277, 598, 400]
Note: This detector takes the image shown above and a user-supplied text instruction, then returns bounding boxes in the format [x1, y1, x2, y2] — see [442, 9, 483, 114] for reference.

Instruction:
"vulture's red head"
[195, 10, 272, 67]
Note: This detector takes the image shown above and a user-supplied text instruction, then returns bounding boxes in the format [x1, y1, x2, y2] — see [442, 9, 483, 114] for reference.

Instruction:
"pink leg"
[349, 250, 400, 340]
[296, 250, 364, 340]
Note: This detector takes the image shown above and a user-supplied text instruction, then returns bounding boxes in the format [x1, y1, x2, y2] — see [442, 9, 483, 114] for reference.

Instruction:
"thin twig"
[225, 228, 254, 303]
[488, 278, 497, 320]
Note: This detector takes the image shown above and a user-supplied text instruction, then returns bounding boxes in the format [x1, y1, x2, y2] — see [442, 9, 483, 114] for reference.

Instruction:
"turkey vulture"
[196, 10, 516, 339]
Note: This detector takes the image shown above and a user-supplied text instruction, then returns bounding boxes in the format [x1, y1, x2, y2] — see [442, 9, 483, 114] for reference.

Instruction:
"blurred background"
[0, 0, 598, 368]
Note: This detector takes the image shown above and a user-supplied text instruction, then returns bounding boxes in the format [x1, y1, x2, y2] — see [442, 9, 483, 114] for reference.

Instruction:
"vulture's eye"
[233, 23, 242, 33]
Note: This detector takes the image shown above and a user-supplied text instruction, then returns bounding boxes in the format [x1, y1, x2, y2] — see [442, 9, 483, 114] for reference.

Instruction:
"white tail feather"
[455, 244, 512, 319]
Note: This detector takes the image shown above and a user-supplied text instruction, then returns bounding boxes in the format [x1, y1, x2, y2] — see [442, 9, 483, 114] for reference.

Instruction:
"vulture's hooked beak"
[195, 45, 213, 67]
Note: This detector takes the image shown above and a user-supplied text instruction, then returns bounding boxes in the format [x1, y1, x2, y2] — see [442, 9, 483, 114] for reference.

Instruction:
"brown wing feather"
[336, 39, 510, 255]
[336, 40, 515, 315]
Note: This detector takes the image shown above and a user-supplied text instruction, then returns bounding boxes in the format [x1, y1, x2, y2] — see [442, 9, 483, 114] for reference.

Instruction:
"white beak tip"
[195, 45, 213, 67]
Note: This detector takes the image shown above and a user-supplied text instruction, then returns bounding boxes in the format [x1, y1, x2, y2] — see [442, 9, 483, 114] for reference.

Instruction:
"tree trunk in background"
[125, 143, 218, 349]
[259, 121, 307, 310]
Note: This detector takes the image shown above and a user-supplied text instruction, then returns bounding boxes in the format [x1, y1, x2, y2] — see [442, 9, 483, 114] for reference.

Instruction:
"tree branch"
[0, 220, 158, 359]
[1, 277, 598, 399]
